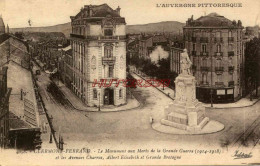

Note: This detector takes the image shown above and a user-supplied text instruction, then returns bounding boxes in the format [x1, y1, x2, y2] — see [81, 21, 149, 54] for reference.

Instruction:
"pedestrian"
[150, 116, 154, 124]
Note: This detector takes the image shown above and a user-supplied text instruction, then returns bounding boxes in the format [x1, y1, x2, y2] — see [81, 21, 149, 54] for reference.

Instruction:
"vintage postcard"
[0, 0, 260, 165]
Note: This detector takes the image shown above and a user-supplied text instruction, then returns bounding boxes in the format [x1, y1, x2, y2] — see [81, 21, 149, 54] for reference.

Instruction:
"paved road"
[33, 64, 260, 150]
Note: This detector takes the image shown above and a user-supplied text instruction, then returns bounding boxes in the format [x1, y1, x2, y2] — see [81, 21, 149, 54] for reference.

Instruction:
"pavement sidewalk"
[204, 87, 260, 109]
[132, 69, 260, 109]
[54, 80, 140, 112]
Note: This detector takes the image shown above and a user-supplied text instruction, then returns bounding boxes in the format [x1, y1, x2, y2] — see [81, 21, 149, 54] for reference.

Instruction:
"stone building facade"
[70, 4, 127, 107]
[183, 13, 245, 103]
[169, 41, 185, 75]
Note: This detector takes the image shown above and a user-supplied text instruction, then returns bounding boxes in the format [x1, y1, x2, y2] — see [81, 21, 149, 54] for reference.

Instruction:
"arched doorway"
[104, 88, 114, 105]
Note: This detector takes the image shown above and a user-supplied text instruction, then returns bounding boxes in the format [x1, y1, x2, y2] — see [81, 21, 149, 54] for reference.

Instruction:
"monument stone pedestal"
[161, 74, 209, 133]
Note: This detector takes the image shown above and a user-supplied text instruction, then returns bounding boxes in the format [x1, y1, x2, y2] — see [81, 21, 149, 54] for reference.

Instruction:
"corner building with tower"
[183, 13, 245, 103]
[70, 4, 127, 107]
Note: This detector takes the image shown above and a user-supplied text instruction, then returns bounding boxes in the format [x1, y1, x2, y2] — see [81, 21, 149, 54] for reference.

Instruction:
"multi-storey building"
[183, 13, 245, 103]
[169, 40, 185, 75]
[70, 4, 127, 107]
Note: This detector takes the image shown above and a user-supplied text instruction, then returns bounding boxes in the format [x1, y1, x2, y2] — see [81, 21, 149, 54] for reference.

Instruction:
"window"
[228, 31, 232, 38]
[228, 44, 233, 51]
[216, 31, 221, 38]
[202, 58, 207, 67]
[104, 28, 113, 36]
[109, 65, 114, 78]
[104, 45, 113, 58]
[202, 73, 207, 84]
[202, 44, 207, 53]
[217, 44, 221, 52]
[119, 89, 122, 98]
[93, 89, 97, 99]
[192, 43, 196, 51]
[216, 59, 222, 68]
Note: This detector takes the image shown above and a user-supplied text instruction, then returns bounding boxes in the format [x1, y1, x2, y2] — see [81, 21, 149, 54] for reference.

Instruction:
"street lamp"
[210, 88, 213, 107]
[98, 92, 101, 111]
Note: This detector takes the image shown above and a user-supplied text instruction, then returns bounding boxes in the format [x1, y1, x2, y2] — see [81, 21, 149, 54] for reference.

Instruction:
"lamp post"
[210, 88, 213, 107]
[98, 92, 101, 111]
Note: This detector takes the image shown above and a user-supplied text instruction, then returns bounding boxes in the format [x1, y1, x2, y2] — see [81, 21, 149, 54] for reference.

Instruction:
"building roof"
[0, 33, 10, 44]
[185, 13, 243, 28]
[90, 4, 120, 17]
[9, 112, 32, 130]
[71, 4, 125, 24]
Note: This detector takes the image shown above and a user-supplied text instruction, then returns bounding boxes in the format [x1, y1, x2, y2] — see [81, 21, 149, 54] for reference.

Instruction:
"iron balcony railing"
[228, 37, 234, 43]
[215, 67, 224, 72]
[228, 51, 235, 57]
[214, 37, 223, 43]
[102, 57, 116, 65]
[200, 37, 208, 43]
[215, 82, 224, 87]
[200, 66, 209, 72]
[200, 52, 209, 57]
[214, 52, 223, 58]
[228, 81, 235, 87]
[192, 37, 197, 42]
[70, 34, 126, 40]
[228, 66, 235, 73]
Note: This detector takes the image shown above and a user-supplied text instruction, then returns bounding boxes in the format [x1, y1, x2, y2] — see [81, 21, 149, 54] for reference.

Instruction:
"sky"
[0, 0, 260, 28]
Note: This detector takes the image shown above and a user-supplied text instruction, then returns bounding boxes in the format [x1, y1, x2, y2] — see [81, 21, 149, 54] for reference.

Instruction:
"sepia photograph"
[0, 0, 260, 165]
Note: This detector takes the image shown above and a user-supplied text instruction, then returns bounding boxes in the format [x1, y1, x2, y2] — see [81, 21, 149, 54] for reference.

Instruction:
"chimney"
[116, 6, 121, 16]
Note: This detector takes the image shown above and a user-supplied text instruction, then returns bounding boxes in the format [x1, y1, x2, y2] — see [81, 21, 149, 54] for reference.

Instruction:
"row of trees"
[128, 54, 178, 88]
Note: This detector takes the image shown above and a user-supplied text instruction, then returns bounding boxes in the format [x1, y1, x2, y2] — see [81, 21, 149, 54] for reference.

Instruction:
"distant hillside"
[10, 21, 184, 37]
[10, 22, 71, 37]
[126, 21, 184, 34]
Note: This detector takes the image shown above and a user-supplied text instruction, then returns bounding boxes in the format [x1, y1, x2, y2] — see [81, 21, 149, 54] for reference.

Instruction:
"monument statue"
[180, 49, 192, 75]
[152, 47, 224, 134]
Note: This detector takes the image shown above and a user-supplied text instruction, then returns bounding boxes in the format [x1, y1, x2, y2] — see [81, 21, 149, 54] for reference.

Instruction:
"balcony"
[228, 66, 234, 73]
[228, 37, 234, 43]
[214, 52, 223, 59]
[200, 81, 209, 86]
[70, 34, 126, 41]
[70, 33, 85, 39]
[192, 37, 197, 42]
[102, 56, 116, 65]
[228, 51, 235, 57]
[215, 82, 224, 87]
[192, 51, 197, 56]
[200, 66, 209, 72]
[100, 36, 126, 40]
[214, 37, 223, 43]
[200, 37, 208, 43]
[228, 81, 234, 87]
[200, 52, 209, 57]
[215, 67, 224, 75]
